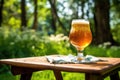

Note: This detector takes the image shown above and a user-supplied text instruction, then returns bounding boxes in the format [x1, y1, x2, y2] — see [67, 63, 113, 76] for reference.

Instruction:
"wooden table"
[0, 55, 120, 80]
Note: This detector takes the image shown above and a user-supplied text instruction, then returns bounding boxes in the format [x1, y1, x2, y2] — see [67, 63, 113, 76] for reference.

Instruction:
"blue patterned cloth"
[46, 54, 100, 64]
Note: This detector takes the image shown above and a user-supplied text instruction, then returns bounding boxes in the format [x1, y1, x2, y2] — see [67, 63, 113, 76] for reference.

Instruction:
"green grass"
[0, 70, 117, 80]
[0, 71, 19, 80]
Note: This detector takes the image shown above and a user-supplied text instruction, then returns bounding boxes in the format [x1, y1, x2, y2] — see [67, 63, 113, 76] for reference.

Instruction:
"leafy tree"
[0, 0, 120, 45]
[2, 0, 21, 29]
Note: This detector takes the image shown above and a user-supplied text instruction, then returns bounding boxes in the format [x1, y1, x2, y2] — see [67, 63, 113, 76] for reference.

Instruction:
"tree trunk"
[21, 0, 27, 30]
[86, 0, 90, 19]
[81, 0, 85, 19]
[49, 0, 56, 32]
[94, 0, 115, 45]
[32, 0, 38, 30]
[76, 1, 79, 19]
[48, 0, 67, 34]
[0, 0, 4, 27]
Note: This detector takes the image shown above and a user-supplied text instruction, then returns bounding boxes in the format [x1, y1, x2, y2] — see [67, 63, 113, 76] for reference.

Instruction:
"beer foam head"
[72, 19, 89, 24]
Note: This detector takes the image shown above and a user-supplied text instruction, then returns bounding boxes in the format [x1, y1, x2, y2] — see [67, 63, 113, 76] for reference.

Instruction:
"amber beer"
[69, 20, 92, 51]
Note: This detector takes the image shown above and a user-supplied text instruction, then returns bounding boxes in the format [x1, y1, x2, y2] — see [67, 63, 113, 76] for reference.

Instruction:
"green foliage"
[0, 28, 120, 80]
[32, 71, 55, 80]
[0, 27, 74, 59]
[0, 28, 36, 58]
[112, 25, 120, 43]
[85, 42, 120, 58]
[107, 46, 120, 57]
[2, 0, 20, 28]
[85, 46, 107, 57]
[1, 0, 120, 43]
[0, 71, 18, 80]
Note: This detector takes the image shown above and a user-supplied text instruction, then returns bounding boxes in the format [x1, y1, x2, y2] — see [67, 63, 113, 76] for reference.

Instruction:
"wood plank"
[0, 55, 120, 80]
[85, 73, 104, 80]
[11, 66, 38, 75]
[110, 72, 120, 80]
[20, 73, 32, 80]
[53, 70, 63, 80]
[0, 55, 120, 75]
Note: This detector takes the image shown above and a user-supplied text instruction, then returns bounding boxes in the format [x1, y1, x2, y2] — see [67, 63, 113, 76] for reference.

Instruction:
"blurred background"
[0, 0, 120, 80]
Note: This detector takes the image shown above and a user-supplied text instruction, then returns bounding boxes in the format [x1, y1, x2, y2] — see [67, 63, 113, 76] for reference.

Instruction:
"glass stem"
[77, 50, 84, 58]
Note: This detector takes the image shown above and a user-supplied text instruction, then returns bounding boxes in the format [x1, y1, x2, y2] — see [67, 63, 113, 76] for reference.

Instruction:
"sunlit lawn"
[0, 70, 114, 80]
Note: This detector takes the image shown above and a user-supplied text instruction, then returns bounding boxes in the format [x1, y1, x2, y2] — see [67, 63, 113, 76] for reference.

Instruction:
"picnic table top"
[0, 55, 120, 74]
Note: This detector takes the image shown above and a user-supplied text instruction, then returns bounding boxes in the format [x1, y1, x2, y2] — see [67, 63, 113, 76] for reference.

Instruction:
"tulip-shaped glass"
[69, 19, 92, 60]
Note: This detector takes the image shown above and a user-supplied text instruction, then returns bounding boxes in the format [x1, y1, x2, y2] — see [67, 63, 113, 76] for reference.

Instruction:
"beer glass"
[69, 19, 92, 60]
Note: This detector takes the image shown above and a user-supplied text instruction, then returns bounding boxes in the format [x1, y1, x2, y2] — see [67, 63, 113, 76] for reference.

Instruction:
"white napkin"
[46, 54, 101, 64]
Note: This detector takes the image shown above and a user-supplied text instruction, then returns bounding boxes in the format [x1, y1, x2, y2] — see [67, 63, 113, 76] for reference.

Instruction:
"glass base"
[77, 50, 84, 58]
[77, 52, 84, 61]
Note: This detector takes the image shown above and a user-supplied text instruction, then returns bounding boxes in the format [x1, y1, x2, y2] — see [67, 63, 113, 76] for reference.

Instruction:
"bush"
[0, 27, 75, 73]
[85, 42, 120, 58]
[0, 28, 38, 58]
[0, 27, 74, 59]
